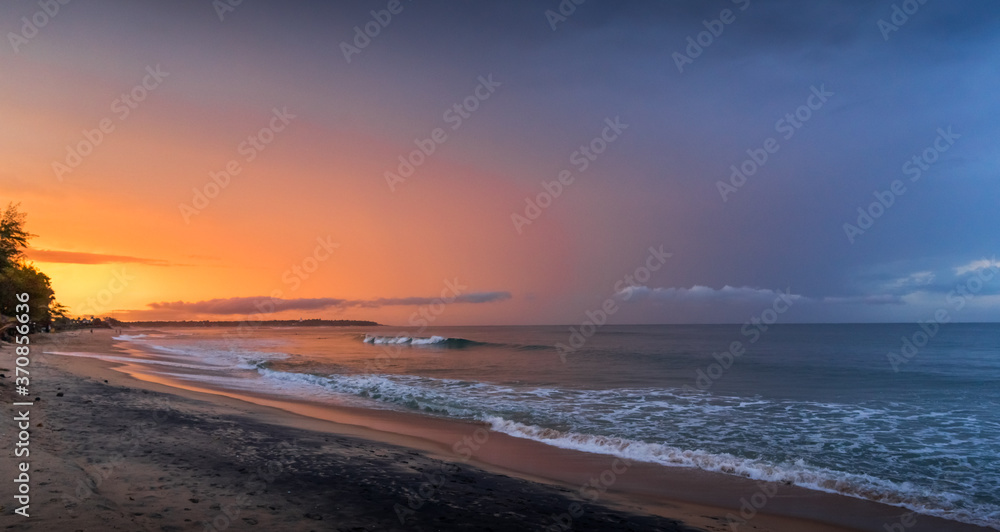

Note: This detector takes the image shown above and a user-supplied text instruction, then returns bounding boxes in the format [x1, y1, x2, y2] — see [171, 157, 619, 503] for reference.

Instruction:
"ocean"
[74, 324, 999, 529]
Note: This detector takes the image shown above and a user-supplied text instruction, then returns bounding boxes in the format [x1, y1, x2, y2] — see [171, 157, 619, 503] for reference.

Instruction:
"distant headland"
[123, 319, 382, 328]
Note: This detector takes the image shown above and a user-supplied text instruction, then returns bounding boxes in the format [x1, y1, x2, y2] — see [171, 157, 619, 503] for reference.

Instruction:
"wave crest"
[480, 416, 995, 528]
[362, 334, 483, 347]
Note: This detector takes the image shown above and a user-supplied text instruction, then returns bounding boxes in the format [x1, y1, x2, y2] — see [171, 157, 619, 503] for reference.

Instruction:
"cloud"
[147, 297, 348, 315]
[452, 292, 513, 304]
[822, 295, 905, 305]
[147, 292, 512, 315]
[345, 292, 512, 308]
[618, 285, 802, 303]
[882, 271, 936, 291]
[955, 257, 999, 276]
[25, 249, 169, 266]
[620, 285, 907, 308]
[862, 259, 1000, 300]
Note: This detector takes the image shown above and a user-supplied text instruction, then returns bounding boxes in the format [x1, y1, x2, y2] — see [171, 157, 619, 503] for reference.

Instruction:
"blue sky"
[3, 0, 999, 324]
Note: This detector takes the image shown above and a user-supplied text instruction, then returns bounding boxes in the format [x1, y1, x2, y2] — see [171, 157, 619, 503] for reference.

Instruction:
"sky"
[1, 0, 999, 325]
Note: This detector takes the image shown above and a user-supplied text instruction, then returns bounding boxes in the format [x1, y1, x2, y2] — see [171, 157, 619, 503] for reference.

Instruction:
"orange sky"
[4, 1, 998, 325]
[6, 93, 587, 324]
[0, 11, 661, 325]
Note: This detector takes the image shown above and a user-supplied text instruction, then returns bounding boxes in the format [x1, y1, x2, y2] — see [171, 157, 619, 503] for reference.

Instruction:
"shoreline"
[3, 329, 991, 531]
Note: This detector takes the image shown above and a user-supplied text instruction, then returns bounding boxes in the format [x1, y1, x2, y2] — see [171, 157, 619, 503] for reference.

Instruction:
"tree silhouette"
[0, 202, 32, 270]
[0, 202, 59, 330]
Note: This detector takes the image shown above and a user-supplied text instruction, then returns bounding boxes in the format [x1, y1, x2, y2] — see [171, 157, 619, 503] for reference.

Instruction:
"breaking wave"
[361, 334, 552, 351]
[246, 366, 1000, 530]
[362, 334, 485, 348]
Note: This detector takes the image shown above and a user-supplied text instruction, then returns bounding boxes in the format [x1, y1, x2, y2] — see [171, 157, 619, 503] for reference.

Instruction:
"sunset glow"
[3, 1, 998, 326]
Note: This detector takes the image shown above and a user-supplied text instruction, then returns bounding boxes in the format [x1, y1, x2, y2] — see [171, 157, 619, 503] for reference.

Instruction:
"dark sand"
[0, 330, 990, 531]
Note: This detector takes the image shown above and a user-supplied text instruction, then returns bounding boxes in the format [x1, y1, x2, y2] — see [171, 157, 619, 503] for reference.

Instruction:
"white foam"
[43, 351, 222, 371]
[363, 334, 448, 345]
[254, 368, 479, 416]
[113, 333, 167, 340]
[479, 415, 998, 529]
[412, 335, 448, 345]
[243, 368, 1000, 529]
[66, 334, 1000, 530]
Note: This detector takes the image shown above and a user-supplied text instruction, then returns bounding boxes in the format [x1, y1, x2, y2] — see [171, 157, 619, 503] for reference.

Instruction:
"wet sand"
[0, 329, 989, 531]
